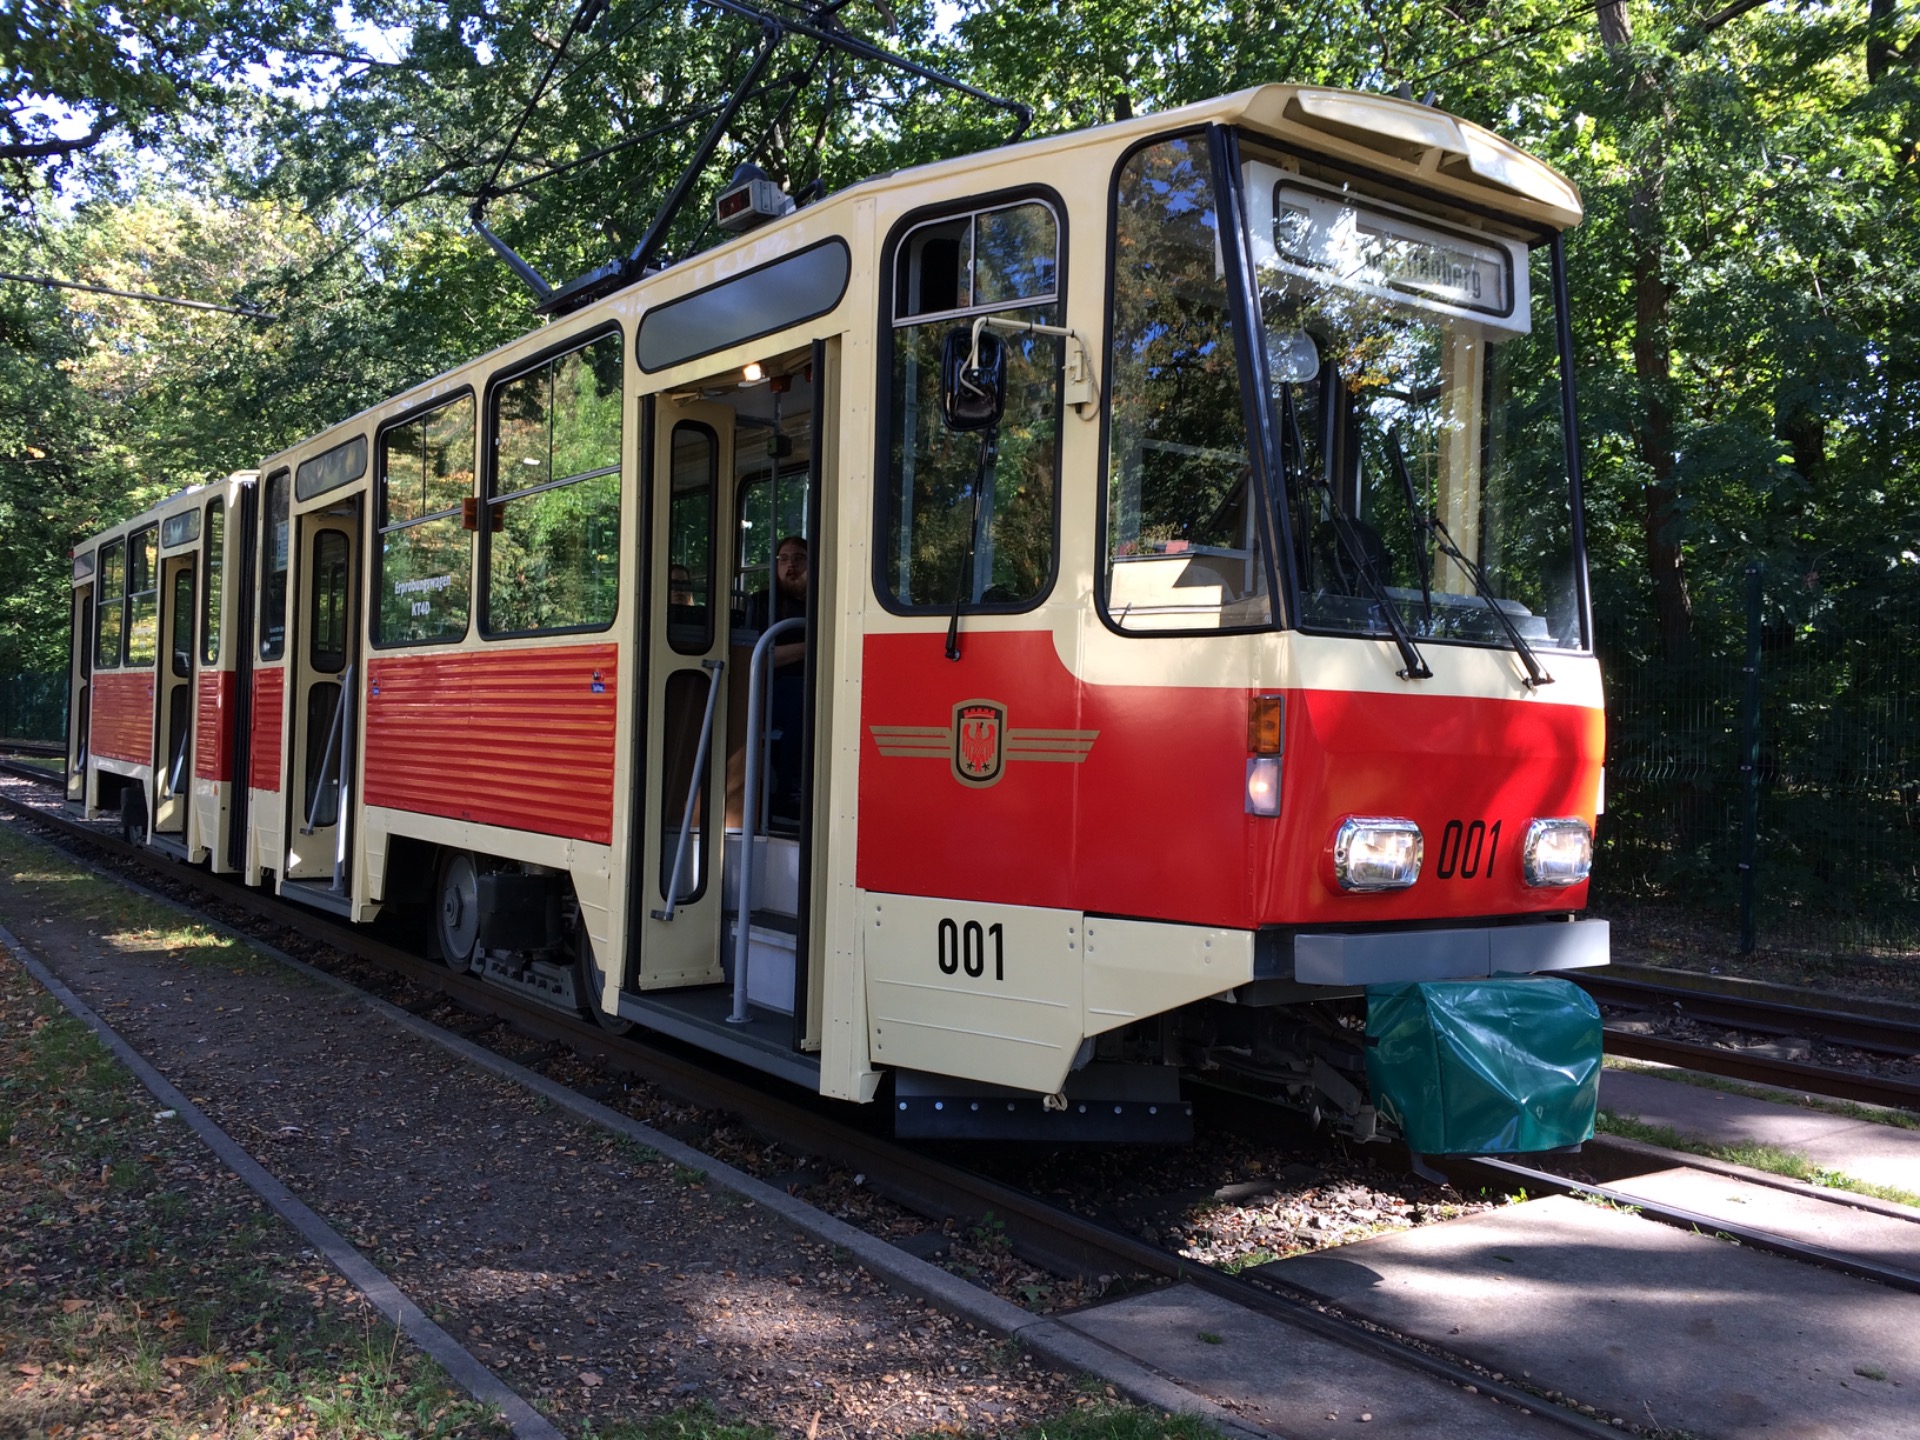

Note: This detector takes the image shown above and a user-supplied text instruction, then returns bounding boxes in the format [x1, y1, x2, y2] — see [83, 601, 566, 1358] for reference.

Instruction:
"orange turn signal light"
[1247, 694, 1284, 755]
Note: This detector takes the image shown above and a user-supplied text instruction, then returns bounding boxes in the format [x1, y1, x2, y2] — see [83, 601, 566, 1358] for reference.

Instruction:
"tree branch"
[0, 113, 123, 163]
[1695, 0, 1769, 36]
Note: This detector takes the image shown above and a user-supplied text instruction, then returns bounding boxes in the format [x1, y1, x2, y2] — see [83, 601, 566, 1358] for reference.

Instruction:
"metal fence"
[0, 672, 65, 745]
[1598, 565, 1920, 960]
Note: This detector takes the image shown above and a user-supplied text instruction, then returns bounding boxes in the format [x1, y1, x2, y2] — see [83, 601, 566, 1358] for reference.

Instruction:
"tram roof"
[252, 84, 1581, 480]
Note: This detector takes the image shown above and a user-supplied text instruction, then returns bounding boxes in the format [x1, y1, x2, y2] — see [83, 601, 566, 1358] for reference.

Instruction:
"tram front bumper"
[1290, 917, 1608, 987]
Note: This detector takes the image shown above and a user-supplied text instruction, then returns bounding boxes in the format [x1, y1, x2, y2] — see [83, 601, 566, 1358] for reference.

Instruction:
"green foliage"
[4, 0, 1920, 945]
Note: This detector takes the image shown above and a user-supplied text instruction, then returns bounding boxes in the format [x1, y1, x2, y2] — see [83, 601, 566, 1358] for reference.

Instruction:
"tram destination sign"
[1246, 167, 1528, 331]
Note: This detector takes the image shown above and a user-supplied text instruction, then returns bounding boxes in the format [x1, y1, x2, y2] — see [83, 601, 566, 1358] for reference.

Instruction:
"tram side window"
[125, 525, 159, 666]
[486, 332, 622, 635]
[260, 469, 290, 659]
[376, 396, 473, 645]
[94, 541, 124, 669]
[201, 500, 223, 665]
[668, 423, 715, 654]
[881, 199, 1061, 610]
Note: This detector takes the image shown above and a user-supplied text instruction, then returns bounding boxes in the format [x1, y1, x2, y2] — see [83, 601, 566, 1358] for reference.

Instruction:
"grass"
[0, 940, 506, 1439]
[0, 820, 276, 981]
[1595, 1110, 1920, 1210]
[1604, 1056, 1918, 1131]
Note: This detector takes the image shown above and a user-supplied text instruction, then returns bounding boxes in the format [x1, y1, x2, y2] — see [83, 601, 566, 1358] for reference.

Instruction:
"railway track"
[1577, 971, 1920, 1111]
[3, 771, 1916, 1438]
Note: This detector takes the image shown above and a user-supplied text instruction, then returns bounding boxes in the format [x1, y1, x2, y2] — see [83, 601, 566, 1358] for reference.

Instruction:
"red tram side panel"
[194, 671, 235, 782]
[249, 669, 284, 793]
[89, 671, 154, 766]
[363, 645, 619, 845]
[856, 631, 1602, 928]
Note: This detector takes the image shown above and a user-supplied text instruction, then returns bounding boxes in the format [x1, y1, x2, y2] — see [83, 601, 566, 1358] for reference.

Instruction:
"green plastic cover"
[1365, 976, 1602, 1155]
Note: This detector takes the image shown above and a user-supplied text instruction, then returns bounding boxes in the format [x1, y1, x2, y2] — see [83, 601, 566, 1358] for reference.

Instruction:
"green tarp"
[1365, 976, 1602, 1156]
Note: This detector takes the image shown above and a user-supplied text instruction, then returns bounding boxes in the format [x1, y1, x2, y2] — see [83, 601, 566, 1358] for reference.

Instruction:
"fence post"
[1738, 564, 1762, 953]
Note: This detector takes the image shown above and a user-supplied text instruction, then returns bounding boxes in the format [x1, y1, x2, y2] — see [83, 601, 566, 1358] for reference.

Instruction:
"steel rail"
[1603, 1030, 1920, 1111]
[0, 782, 1630, 1437]
[1578, 972, 1920, 1056]
[0, 740, 65, 758]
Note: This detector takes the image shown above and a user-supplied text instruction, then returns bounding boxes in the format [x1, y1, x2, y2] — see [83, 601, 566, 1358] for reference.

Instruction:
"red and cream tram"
[68, 86, 1607, 1154]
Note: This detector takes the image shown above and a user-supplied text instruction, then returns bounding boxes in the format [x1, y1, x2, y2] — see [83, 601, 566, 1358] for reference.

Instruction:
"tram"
[66, 85, 1607, 1156]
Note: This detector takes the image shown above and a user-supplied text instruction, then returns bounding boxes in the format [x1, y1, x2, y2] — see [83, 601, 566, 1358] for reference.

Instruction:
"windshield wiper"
[1387, 431, 1553, 689]
[1281, 388, 1431, 680]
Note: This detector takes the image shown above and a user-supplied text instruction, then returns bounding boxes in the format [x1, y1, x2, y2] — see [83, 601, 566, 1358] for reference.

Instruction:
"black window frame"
[665, 419, 718, 657]
[124, 522, 160, 668]
[93, 538, 125, 671]
[870, 184, 1069, 619]
[201, 498, 224, 666]
[370, 388, 477, 650]
[479, 324, 625, 641]
[259, 467, 291, 661]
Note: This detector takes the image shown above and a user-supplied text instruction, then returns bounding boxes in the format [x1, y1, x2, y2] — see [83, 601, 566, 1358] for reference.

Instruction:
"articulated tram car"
[67, 87, 1608, 1155]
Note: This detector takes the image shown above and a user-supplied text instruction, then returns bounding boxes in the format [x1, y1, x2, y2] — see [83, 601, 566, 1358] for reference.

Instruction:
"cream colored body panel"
[861, 891, 1259, 1094]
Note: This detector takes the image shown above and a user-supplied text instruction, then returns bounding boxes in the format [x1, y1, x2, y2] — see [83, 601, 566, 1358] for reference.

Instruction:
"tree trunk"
[1601, 0, 1696, 658]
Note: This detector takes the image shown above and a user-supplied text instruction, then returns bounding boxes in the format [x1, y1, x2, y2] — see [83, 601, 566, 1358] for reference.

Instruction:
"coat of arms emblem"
[951, 699, 1006, 787]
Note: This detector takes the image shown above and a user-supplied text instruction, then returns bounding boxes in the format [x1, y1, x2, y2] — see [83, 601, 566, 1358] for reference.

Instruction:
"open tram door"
[281, 491, 362, 913]
[619, 349, 827, 1084]
[148, 512, 200, 849]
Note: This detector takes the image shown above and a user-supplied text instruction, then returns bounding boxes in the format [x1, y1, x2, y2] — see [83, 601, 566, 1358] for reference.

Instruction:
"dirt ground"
[0, 829, 1091, 1438]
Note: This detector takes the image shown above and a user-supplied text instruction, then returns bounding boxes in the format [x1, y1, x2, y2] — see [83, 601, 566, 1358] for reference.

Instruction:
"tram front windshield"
[1245, 158, 1585, 652]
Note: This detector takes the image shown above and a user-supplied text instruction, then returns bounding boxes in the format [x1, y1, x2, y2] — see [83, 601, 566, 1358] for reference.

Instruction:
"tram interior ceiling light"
[1331, 817, 1424, 892]
[741, 361, 765, 384]
[1523, 818, 1593, 887]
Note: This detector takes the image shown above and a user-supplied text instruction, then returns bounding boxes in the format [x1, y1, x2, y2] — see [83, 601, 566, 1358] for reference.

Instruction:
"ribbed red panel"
[251, 667, 284, 793]
[91, 671, 152, 765]
[195, 670, 235, 781]
[364, 645, 618, 845]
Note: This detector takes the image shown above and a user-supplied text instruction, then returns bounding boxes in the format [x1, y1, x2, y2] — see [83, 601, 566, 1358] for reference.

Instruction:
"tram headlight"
[1330, 817, 1423, 892]
[1245, 757, 1281, 816]
[1523, 818, 1593, 887]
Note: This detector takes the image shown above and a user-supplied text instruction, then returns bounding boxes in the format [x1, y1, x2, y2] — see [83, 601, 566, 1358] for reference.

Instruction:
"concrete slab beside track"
[1263, 1195, 1919, 1438]
[1601, 1066, 1920, 1195]
[1603, 1167, 1920, 1275]
[1061, 1285, 1570, 1437]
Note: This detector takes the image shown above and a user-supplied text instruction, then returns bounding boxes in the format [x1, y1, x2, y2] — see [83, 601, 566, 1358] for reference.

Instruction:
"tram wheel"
[435, 850, 480, 971]
[575, 927, 633, 1035]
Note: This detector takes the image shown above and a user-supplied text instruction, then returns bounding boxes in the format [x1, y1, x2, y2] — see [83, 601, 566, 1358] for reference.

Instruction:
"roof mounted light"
[715, 163, 794, 235]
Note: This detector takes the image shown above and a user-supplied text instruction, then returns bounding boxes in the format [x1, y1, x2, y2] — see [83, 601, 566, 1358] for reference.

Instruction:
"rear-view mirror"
[940, 328, 1007, 432]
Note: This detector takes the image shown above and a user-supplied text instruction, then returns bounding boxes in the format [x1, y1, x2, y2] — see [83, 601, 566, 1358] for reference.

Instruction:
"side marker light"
[1245, 757, 1281, 816]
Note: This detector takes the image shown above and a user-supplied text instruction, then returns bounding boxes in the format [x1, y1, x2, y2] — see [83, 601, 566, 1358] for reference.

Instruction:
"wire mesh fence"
[0, 673, 65, 745]
[1598, 564, 1920, 961]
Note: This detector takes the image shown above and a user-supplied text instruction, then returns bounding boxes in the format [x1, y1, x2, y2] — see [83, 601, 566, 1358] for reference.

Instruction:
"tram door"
[284, 503, 359, 895]
[632, 401, 735, 988]
[151, 553, 196, 834]
[67, 575, 92, 804]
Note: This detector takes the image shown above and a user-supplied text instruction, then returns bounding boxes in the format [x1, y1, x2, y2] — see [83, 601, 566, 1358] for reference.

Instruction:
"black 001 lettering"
[1435, 818, 1501, 880]
[935, 917, 1005, 980]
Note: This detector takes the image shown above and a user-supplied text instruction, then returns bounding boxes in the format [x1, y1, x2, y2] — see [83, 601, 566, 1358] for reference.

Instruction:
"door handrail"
[166, 704, 190, 797]
[299, 663, 351, 836]
[650, 656, 726, 922]
[729, 617, 804, 1025]
[331, 664, 355, 895]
